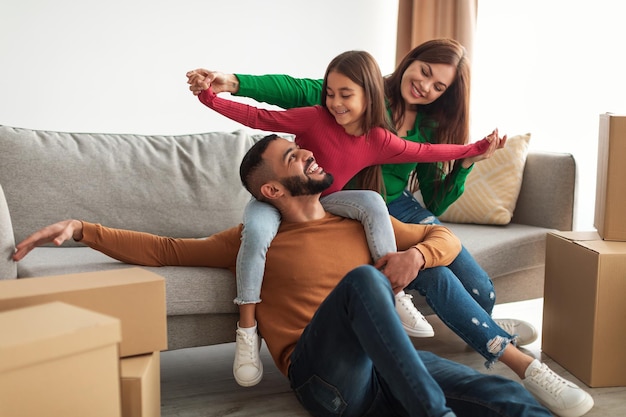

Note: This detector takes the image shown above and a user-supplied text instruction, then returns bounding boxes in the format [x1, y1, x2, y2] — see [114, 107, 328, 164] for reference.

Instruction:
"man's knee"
[344, 265, 391, 294]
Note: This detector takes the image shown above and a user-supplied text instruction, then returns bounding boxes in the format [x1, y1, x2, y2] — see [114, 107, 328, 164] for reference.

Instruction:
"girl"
[187, 49, 502, 388]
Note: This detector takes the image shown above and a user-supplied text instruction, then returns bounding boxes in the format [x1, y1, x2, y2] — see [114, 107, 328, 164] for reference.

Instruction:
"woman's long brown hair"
[384, 38, 470, 200]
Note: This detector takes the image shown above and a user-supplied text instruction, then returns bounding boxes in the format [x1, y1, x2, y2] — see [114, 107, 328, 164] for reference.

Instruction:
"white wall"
[0, 0, 399, 135]
[471, 0, 626, 230]
[3, 0, 621, 230]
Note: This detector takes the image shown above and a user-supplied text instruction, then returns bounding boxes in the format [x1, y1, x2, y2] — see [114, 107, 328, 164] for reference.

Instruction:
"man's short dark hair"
[239, 134, 279, 200]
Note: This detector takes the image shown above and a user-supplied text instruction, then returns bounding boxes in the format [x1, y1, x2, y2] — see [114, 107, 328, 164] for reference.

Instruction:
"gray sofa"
[0, 124, 576, 351]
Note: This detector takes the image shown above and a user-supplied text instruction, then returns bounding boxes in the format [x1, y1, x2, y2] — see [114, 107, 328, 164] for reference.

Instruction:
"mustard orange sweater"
[81, 214, 460, 375]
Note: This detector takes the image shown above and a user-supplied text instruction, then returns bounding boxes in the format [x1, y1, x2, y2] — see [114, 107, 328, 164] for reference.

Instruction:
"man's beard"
[279, 172, 334, 196]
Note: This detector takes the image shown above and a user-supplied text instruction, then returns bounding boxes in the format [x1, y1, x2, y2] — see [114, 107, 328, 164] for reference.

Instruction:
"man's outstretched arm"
[13, 220, 241, 269]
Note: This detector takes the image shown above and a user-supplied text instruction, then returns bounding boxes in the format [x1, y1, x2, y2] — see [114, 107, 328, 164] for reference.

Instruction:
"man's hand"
[186, 69, 239, 96]
[12, 219, 83, 262]
[374, 247, 425, 293]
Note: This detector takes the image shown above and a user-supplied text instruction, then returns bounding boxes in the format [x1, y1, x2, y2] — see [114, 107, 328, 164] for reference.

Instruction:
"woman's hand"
[462, 128, 507, 168]
[186, 69, 239, 96]
[12, 219, 83, 262]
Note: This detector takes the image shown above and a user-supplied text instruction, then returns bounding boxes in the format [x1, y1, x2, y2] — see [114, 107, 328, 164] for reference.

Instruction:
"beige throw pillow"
[438, 133, 531, 225]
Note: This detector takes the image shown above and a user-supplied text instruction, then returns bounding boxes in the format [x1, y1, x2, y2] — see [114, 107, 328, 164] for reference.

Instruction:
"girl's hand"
[186, 69, 239, 96]
[462, 128, 507, 168]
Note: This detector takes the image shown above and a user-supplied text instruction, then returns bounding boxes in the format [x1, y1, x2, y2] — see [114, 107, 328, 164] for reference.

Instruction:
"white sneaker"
[395, 291, 434, 337]
[494, 318, 538, 346]
[233, 325, 263, 387]
[523, 359, 594, 417]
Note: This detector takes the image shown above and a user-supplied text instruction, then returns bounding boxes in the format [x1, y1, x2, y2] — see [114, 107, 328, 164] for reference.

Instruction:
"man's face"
[265, 138, 334, 196]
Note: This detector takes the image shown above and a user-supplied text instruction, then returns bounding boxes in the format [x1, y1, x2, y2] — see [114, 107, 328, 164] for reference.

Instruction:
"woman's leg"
[405, 266, 594, 417]
[405, 266, 513, 368]
[321, 190, 434, 337]
[388, 191, 538, 343]
[388, 191, 494, 312]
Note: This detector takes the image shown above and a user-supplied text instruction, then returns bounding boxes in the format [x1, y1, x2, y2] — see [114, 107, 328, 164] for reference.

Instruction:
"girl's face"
[400, 60, 456, 105]
[325, 70, 368, 136]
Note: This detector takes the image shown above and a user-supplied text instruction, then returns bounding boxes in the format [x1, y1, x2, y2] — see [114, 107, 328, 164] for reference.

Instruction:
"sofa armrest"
[0, 184, 17, 279]
[511, 151, 576, 231]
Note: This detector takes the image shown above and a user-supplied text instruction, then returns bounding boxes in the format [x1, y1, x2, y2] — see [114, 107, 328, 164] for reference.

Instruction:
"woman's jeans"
[288, 266, 551, 417]
[388, 191, 509, 366]
[234, 190, 396, 304]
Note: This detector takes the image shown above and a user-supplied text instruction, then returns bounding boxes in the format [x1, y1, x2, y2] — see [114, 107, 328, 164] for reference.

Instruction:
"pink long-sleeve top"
[199, 89, 490, 196]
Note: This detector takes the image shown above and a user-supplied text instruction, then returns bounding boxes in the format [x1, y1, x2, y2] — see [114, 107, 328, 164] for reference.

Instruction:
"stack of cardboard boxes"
[542, 113, 626, 388]
[0, 268, 167, 416]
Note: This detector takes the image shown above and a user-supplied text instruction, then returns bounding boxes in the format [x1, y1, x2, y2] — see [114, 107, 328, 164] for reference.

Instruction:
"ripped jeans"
[388, 190, 510, 366]
[288, 266, 551, 417]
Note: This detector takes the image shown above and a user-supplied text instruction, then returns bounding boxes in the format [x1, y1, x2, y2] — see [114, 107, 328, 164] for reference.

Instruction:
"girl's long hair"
[321, 50, 391, 195]
[385, 38, 470, 200]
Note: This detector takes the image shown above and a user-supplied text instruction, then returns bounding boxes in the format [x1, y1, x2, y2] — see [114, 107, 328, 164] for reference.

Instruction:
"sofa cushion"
[0, 125, 258, 245]
[442, 222, 549, 279]
[439, 133, 531, 225]
[17, 247, 238, 316]
[0, 184, 17, 280]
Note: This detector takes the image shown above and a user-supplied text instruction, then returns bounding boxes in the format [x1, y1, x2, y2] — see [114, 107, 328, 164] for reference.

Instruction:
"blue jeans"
[235, 191, 396, 304]
[288, 266, 551, 417]
[388, 191, 508, 366]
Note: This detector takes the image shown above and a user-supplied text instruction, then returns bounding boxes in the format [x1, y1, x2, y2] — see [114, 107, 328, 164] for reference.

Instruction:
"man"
[14, 135, 552, 416]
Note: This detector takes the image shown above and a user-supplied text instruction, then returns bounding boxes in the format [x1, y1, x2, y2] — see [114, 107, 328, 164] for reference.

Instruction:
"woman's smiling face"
[400, 60, 456, 105]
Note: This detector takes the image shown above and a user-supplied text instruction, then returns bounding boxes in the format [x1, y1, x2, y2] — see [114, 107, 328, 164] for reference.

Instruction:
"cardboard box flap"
[551, 230, 626, 254]
[550, 231, 601, 242]
[0, 267, 161, 298]
[0, 301, 121, 373]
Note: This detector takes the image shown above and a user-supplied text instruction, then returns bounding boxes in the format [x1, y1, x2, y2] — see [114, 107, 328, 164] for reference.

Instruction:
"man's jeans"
[288, 266, 551, 417]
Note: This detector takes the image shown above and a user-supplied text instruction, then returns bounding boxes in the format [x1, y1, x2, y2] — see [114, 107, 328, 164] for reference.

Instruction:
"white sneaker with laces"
[523, 359, 594, 417]
[395, 291, 434, 337]
[494, 318, 538, 346]
[233, 325, 263, 387]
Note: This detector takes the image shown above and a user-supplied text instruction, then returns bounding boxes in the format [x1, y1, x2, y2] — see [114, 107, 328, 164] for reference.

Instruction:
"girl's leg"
[233, 198, 281, 387]
[321, 190, 434, 338]
[320, 190, 395, 261]
[235, 198, 281, 306]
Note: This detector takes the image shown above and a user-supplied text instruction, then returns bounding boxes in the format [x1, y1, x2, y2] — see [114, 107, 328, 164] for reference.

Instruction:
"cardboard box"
[542, 231, 626, 387]
[120, 352, 161, 417]
[594, 113, 626, 241]
[0, 301, 122, 417]
[0, 267, 167, 357]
